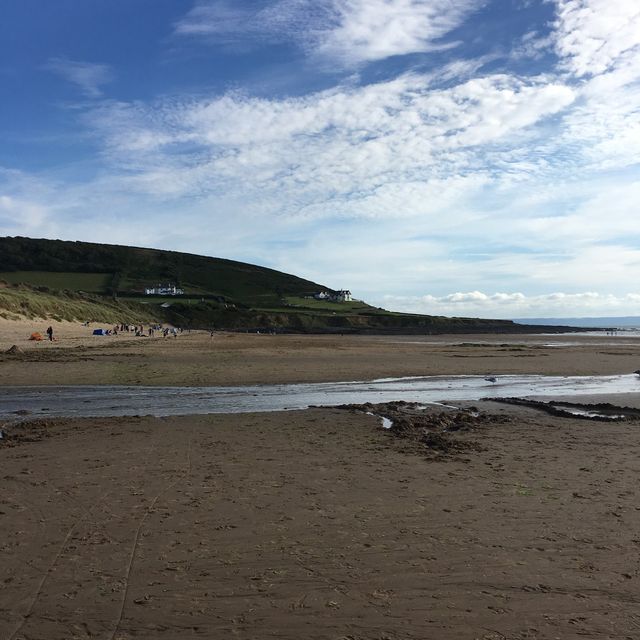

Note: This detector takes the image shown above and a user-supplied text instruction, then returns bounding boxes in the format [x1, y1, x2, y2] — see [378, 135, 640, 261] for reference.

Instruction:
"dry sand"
[2, 318, 640, 638]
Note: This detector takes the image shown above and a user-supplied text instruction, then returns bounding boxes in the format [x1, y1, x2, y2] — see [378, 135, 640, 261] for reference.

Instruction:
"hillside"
[0, 236, 582, 334]
[0, 236, 331, 307]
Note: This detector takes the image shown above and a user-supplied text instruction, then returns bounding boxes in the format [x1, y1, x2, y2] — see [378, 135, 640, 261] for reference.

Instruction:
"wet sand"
[2, 319, 640, 638]
[2, 406, 640, 639]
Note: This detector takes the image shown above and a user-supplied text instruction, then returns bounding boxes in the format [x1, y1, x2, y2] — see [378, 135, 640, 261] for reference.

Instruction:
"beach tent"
[92, 328, 108, 336]
[29, 332, 43, 341]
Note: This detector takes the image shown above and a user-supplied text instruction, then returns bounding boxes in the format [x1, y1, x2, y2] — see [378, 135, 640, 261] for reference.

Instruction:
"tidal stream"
[1, 373, 639, 419]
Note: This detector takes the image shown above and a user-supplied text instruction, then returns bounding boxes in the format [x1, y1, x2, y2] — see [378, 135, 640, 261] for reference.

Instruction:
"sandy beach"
[2, 317, 640, 386]
[2, 318, 640, 639]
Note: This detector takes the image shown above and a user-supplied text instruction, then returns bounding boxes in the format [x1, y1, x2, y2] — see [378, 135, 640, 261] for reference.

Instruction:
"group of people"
[39, 322, 188, 342]
[114, 323, 151, 336]
[111, 323, 184, 338]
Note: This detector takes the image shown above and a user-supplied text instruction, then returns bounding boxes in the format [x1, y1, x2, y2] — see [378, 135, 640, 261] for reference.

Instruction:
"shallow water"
[393, 330, 640, 347]
[1, 374, 640, 419]
[550, 406, 627, 420]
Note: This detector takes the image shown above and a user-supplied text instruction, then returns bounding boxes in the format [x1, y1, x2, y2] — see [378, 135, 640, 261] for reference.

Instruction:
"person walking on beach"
[46, 326, 53, 341]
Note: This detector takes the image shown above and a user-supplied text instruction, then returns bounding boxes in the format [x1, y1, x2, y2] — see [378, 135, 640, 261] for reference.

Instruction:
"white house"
[144, 283, 185, 296]
[313, 289, 352, 302]
[334, 290, 352, 302]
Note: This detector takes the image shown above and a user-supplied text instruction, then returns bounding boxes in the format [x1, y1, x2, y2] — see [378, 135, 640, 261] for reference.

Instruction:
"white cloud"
[562, 71, 640, 172]
[314, 0, 481, 65]
[553, 0, 640, 77]
[83, 72, 575, 221]
[512, 30, 554, 61]
[175, 1, 255, 37]
[175, 0, 482, 66]
[45, 57, 114, 98]
[548, 1, 640, 174]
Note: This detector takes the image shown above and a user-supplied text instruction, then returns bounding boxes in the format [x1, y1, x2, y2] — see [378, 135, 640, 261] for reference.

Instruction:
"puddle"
[553, 407, 627, 420]
[1, 374, 639, 419]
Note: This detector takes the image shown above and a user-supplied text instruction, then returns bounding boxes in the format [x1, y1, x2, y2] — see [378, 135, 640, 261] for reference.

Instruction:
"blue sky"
[1, 0, 640, 318]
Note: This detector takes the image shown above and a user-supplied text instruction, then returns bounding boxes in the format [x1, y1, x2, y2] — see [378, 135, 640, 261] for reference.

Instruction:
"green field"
[282, 296, 373, 312]
[0, 271, 110, 293]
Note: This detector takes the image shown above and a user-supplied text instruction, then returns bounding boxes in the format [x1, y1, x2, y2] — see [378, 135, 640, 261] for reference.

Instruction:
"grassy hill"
[0, 236, 581, 334]
[0, 236, 332, 306]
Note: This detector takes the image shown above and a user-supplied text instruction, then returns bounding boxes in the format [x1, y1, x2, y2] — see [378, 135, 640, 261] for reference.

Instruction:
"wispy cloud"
[553, 0, 640, 77]
[175, 0, 482, 66]
[84, 72, 575, 212]
[551, 0, 640, 175]
[314, 0, 482, 65]
[45, 57, 114, 97]
[511, 30, 554, 61]
[174, 0, 330, 46]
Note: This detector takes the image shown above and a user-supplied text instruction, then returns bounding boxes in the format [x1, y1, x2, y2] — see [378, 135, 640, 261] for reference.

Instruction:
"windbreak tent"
[29, 332, 43, 341]
[92, 328, 107, 336]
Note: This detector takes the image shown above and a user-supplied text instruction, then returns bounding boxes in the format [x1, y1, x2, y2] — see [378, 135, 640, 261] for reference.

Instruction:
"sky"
[1, 0, 640, 319]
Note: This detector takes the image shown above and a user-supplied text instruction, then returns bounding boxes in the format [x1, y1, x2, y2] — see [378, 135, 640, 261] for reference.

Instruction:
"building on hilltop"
[144, 283, 185, 296]
[313, 289, 352, 302]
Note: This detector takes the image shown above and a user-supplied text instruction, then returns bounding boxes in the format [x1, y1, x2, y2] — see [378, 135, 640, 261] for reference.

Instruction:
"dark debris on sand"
[0, 346, 97, 363]
[0, 418, 58, 447]
[336, 400, 510, 460]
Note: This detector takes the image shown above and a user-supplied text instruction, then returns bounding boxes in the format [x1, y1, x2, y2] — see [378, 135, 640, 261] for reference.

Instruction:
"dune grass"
[0, 285, 158, 323]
